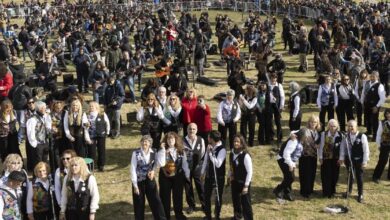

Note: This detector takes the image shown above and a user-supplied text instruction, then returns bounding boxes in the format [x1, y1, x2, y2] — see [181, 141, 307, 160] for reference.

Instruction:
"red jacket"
[194, 105, 212, 133]
[0, 72, 13, 97]
[181, 96, 198, 124]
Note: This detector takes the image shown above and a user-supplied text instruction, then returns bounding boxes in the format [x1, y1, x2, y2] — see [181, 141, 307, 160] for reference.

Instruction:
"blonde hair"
[1, 100, 14, 121]
[307, 115, 322, 131]
[169, 95, 181, 110]
[185, 87, 197, 99]
[327, 119, 340, 131]
[3, 154, 23, 172]
[89, 101, 101, 113]
[33, 162, 51, 177]
[69, 100, 83, 126]
[68, 157, 90, 181]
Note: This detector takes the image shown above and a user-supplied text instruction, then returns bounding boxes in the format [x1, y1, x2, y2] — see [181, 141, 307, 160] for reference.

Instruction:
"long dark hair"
[162, 132, 184, 154]
[233, 134, 248, 154]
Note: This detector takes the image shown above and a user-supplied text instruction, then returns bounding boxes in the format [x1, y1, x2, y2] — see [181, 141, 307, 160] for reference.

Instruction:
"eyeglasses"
[62, 157, 71, 161]
[28, 101, 35, 104]
[170, 98, 177, 101]
[344, 78, 350, 81]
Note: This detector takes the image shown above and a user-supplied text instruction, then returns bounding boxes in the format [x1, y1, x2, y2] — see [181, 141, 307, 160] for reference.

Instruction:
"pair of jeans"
[106, 108, 121, 136]
[121, 76, 136, 102]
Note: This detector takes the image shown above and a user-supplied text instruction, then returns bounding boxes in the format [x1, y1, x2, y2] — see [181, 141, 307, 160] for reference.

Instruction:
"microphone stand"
[210, 150, 220, 207]
[48, 175, 58, 220]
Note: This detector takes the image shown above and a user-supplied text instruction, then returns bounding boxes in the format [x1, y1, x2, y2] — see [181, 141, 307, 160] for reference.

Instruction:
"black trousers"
[346, 160, 364, 196]
[0, 136, 9, 162]
[158, 171, 186, 220]
[299, 156, 317, 197]
[87, 137, 106, 168]
[240, 111, 256, 146]
[373, 144, 390, 180]
[133, 179, 167, 220]
[76, 69, 89, 92]
[364, 105, 379, 137]
[319, 105, 335, 129]
[336, 99, 354, 131]
[289, 112, 302, 131]
[257, 110, 272, 144]
[218, 122, 237, 149]
[66, 209, 90, 220]
[151, 130, 162, 151]
[204, 176, 224, 220]
[70, 136, 86, 158]
[33, 210, 53, 220]
[270, 104, 282, 141]
[25, 139, 34, 172]
[231, 181, 253, 220]
[197, 131, 210, 147]
[30, 143, 49, 169]
[0, 133, 21, 161]
[274, 159, 295, 196]
[355, 101, 364, 126]
[321, 159, 340, 197]
[184, 169, 205, 210]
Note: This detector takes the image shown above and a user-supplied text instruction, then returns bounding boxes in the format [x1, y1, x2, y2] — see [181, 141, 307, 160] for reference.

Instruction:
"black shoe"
[98, 166, 104, 172]
[373, 178, 380, 184]
[273, 189, 283, 199]
[186, 207, 195, 214]
[343, 192, 352, 199]
[357, 195, 364, 203]
[284, 193, 294, 201]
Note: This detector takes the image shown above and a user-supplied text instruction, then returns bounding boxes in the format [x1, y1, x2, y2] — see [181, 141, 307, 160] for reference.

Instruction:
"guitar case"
[63, 74, 74, 86]
[196, 76, 217, 86]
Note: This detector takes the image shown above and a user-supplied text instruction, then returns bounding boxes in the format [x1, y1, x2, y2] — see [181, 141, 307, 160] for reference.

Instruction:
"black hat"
[8, 171, 26, 182]
[14, 73, 27, 84]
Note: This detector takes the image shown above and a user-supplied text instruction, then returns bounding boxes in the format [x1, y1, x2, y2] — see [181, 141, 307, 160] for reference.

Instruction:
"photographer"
[36, 53, 58, 93]
[267, 54, 286, 84]
[104, 75, 125, 139]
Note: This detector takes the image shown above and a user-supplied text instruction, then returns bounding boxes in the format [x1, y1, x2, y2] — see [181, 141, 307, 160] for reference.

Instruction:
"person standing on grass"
[336, 75, 355, 132]
[339, 120, 369, 203]
[183, 123, 206, 214]
[299, 115, 321, 198]
[317, 75, 337, 128]
[228, 134, 253, 220]
[361, 71, 386, 141]
[201, 130, 226, 220]
[288, 81, 302, 131]
[353, 70, 369, 127]
[256, 81, 271, 145]
[273, 128, 309, 201]
[130, 135, 167, 220]
[0, 100, 20, 161]
[181, 88, 198, 137]
[268, 73, 284, 143]
[373, 109, 390, 183]
[239, 85, 257, 147]
[318, 119, 343, 198]
[0, 171, 26, 220]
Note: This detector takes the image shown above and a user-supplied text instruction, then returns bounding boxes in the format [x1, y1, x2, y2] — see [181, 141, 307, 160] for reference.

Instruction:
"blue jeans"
[15, 110, 25, 143]
[167, 40, 175, 55]
[93, 84, 106, 104]
[122, 76, 136, 102]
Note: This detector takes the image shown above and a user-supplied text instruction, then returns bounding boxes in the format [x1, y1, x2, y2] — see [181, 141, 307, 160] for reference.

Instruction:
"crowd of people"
[0, 0, 389, 219]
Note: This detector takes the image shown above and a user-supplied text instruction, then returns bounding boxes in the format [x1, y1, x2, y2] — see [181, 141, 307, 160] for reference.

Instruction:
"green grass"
[9, 8, 390, 220]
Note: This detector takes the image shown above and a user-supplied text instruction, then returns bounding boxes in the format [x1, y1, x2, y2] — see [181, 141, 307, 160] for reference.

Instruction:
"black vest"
[66, 175, 91, 212]
[207, 145, 226, 179]
[141, 107, 161, 134]
[289, 93, 301, 116]
[349, 133, 364, 163]
[230, 151, 248, 185]
[336, 84, 353, 101]
[271, 85, 281, 107]
[183, 136, 204, 171]
[95, 114, 107, 137]
[364, 82, 380, 107]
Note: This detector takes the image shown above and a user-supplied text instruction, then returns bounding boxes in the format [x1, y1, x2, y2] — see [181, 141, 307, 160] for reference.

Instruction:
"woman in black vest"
[288, 81, 302, 131]
[256, 81, 271, 145]
[336, 75, 355, 132]
[319, 119, 343, 198]
[373, 109, 390, 182]
[162, 94, 183, 134]
[299, 115, 321, 198]
[353, 70, 369, 126]
[239, 85, 257, 147]
[64, 100, 89, 157]
[59, 157, 100, 220]
[130, 135, 166, 220]
[159, 132, 190, 220]
[339, 120, 370, 203]
[316, 75, 337, 128]
[229, 134, 253, 220]
[0, 100, 20, 161]
[85, 101, 110, 172]
[50, 101, 66, 171]
[137, 93, 165, 150]
[26, 162, 54, 220]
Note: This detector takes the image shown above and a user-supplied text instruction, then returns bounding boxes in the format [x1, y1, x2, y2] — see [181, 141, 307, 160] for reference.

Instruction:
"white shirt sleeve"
[317, 85, 322, 108]
[200, 138, 206, 159]
[63, 111, 73, 140]
[376, 122, 383, 147]
[81, 113, 89, 125]
[333, 85, 338, 107]
[217, 102, 224, 125]
[377, 84, 386, 107]
[156, 148, 166, 168]
[354, 81, 360, 100]
[279, 84, 285, 109]
[136, 108, 145, 122]
[318, 132, 325, 160]
[130, 152, 138, 189]
[208, 148, 226, 168]
[293, 95, 300, 118]
[361, 134, 370, 164]
[26, 181, 33, 214]
[360, 82, 366, 104]
[88, 175, 100, 213]
[54, 168, 62, 205]
[339, 138, 346, 161]
[242, 97, 257, 109]
[0, 190, 3, 219]
[26, 117, 38, 148]
[234, 103, 241, 122]
[243, 154, 253, 186]
[103, 113, 110, 135]
[283, 140, 298, 167]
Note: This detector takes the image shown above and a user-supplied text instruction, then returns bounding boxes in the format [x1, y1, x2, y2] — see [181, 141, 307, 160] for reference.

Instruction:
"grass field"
[10, 8, 390, 220]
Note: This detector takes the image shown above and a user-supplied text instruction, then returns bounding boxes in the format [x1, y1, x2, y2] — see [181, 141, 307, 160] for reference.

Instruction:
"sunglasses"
[62, 157, 71, 161]
[28, 102, 35, 104]
[10, 162, 21, 165]
[170, 98, 177, 101]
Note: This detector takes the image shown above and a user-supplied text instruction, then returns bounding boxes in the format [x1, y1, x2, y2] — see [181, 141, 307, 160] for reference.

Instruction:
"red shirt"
[165, 28, 177, 41]
[0, 72, 13, 97]
[181, 96, 198, 124]
[194, 105, 212, 133]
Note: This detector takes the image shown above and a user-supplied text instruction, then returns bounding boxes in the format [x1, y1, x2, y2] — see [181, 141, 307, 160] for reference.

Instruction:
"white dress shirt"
[54, 168, 67, 205]
[269, 83, 285, 109]
[26, 178, 50, 214]
[136, 106, 164, 122]
[339, 132, 370, 164]
[231, 151, 253, 186]
[130, 148, 161, 190]
[276, 139, 302, 168]
[63, 111, 89, 140]
[26, 113, 52, 148]
[360, 81, 386, 107]
[290, 91, 300, 118]
[159, 146, 190, 179]
[216, 100, 241, 125]
[201, 142, 227, 175]
[84, 111, 110, 142]
[316, 83, 338, 108]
